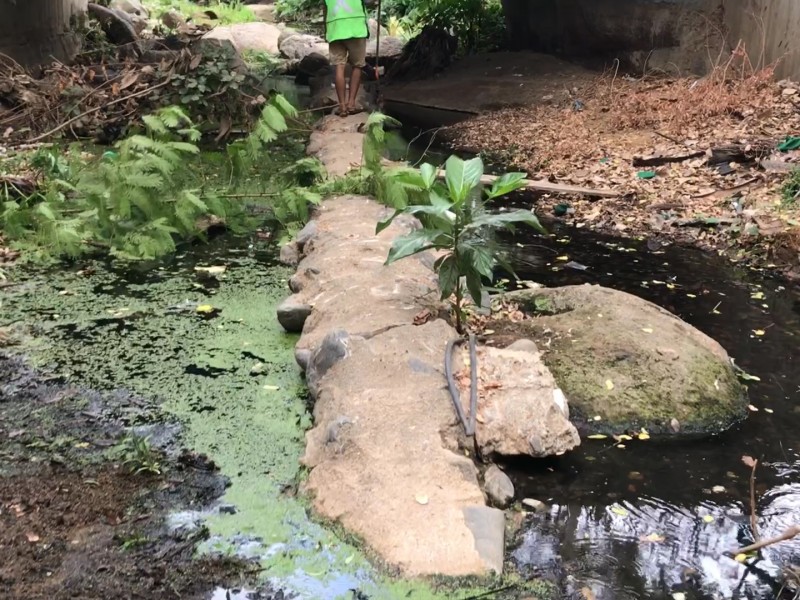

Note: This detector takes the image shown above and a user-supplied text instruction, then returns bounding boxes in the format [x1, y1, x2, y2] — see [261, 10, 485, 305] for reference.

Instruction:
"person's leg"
[328, 41, 348, 116]
[345, 38, 367, 113]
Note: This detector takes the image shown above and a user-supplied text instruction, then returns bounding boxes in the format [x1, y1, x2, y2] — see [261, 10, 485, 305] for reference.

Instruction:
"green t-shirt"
[325, 0, 368, 42]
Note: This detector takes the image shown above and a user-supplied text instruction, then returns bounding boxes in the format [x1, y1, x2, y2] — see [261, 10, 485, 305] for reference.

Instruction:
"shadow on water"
[497, 213, 800, 600]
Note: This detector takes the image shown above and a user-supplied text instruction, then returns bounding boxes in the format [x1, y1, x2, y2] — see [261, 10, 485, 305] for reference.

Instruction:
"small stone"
[250, 362, 267, 375]
[161, 9, 185, 29]
[276, 297, 312, 332]
[218, 504, 237, 515]
[521, 498, 548, 513]
[483, 465, 515, 508]
[783, 88, 798, 96]
[279, 243, 300, 267]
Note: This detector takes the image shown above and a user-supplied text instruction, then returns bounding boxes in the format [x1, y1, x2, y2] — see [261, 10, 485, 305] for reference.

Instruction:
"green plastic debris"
[553, 203, 570, 217]
[637, 170, 657, 180]
[778, 137, 800, 152]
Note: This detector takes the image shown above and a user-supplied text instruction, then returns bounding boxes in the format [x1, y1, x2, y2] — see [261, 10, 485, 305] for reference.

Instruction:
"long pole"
[375, 0, 382, 89]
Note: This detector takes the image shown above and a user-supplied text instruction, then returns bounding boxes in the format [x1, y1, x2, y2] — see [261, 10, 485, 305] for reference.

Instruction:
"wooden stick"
[728, 525, 800, 556]
[749, 458, 759, 542]
[435, 170, 619, 198]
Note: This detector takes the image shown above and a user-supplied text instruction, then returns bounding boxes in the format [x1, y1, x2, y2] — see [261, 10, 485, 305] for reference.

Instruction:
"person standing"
[322, 0, 368, 116]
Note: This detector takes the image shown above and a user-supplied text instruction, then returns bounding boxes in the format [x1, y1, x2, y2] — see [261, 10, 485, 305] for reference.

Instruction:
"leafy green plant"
[1, 95, 304, 261]
[149, 0, 257, 25]
[119, 434, 163, 476]
[782, 168, 800, 206]
[376, 155, 545, 332]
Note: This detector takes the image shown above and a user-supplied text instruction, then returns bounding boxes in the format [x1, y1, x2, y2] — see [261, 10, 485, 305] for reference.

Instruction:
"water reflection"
[500, 221, 800, 599]
[514, 484, 800, 599]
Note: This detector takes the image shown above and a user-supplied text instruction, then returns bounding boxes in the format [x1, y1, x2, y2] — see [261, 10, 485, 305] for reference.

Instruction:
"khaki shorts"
[329, 38, 367, 68]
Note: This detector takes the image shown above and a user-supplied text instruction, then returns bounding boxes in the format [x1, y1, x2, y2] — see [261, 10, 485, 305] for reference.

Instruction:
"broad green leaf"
[464, 267, 484, 307]
[272, 94, 298, 118]
[376, 208, 403, 234]
[465, 244, 495, 279]
[444, 155, 484, 204]
[387, 167, 427, 190]
[486, 172, 528, 198]
[468, 210, 547, 234]
[385, 228, 444, 264]
[420, 163, 437, 189]
[437, 254, 459, 299]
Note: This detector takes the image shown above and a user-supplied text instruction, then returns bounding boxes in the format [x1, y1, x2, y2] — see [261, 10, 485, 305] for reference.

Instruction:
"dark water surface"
[499, 219, 800, 600]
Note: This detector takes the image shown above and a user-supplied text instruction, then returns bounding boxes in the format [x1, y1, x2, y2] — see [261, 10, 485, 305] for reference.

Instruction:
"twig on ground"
[749, 457, 760, 541]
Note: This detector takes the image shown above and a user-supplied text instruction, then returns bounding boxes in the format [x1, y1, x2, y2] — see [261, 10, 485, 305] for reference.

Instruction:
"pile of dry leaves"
[446, 53, 800, 276]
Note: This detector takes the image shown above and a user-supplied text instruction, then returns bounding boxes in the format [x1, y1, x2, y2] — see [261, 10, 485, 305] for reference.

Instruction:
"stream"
[499, 220, 800, 600]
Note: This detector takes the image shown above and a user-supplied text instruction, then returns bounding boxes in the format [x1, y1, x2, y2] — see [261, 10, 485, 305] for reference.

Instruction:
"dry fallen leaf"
[414, 494, 429, 505]
[26, 533, 40, 543]
[742, 455, 757, 468]
[605, 379, 615, 391]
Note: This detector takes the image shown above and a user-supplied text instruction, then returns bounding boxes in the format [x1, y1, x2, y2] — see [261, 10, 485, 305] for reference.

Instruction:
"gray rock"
[366, 35, 404, 58]
[367, 18, 388, 40]
[288, 267, 319, 294]
[161, 10, 186, 30]
[276, 296, 312, 333]
[462, 506, 505, 574]
[279, 33, 328, 60]
[192, 37, 246, 72]
[203, 22, 282, 54]
[295, 52, 330, 85]
[521, 498, 548, 513]
[110, 0, 148, 17]
[483, 465, 515, 508]
[279, 242, 300, 266]
[502, 285, 747, 436]
[218, 504, 237, 515]
[295, 220, 318, 250]
[306, 329, 350, 395]
[294, 348, 312, 371]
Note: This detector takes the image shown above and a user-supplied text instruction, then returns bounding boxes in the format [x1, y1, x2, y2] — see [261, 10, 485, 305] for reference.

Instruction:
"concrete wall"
[0, 0, 88, 69]
[501, 0, 800, 79]
[724, 0, 800, 79]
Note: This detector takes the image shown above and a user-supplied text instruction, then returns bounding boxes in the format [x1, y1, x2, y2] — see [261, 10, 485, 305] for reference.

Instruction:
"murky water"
[500, 220, 800, 600]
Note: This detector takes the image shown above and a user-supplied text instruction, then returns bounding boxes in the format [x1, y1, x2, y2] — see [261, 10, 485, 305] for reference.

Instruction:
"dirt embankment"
[439, 55, 800, 279]
[0, 354, 275, 600]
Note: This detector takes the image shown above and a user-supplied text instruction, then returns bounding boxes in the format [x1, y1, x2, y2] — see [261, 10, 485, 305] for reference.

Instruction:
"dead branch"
[728, 525, 800, 557]
[24, 78, 172, 144]
[749, 457, 760, 541]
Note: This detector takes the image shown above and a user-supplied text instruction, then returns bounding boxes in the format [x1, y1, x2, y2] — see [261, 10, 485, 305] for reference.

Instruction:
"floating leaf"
[711, 485, 726, 493]
[345, 553, 355, 565]
[734, 553, 748, 563]
[747, 404, 759, 412]
[673, 594, 687, 600]
[593, 415, 602, 421]
[262, 384, 280, 391]
[556, 255, 570, 261]
[638, 429, 651, 441]
[605, 379, 615, 391]
[643, 533, 665, 543]
[196, 304, 216, 314]
[742, 455, 757, 468]
[687, 293, 697, 298]
[587, 434, 608, 440]
[702, 515, 715, 523]
[764, 408, 774, 414]
[751, 291, 765, 300]
[74, 442, 90, 449]
[752, 329, 765, 336]
[610, 506, 629, 517]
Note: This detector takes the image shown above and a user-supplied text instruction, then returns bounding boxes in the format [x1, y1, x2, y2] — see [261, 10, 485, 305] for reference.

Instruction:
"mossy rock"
[494, 285, 748, 437]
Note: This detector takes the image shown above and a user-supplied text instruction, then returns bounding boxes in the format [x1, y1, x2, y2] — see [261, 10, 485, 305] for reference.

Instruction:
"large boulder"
[203, 22, 282, 54]
[366, 35, 405, 58]
[279, 32, 329, 60]
[495, 285, 747, 437]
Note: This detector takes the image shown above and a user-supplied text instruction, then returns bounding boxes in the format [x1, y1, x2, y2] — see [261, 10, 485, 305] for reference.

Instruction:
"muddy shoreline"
[0, 353, 278, 599]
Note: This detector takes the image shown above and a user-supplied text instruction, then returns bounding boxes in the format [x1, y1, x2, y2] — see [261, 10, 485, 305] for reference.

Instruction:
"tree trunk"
[0, 0, 88, 70]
